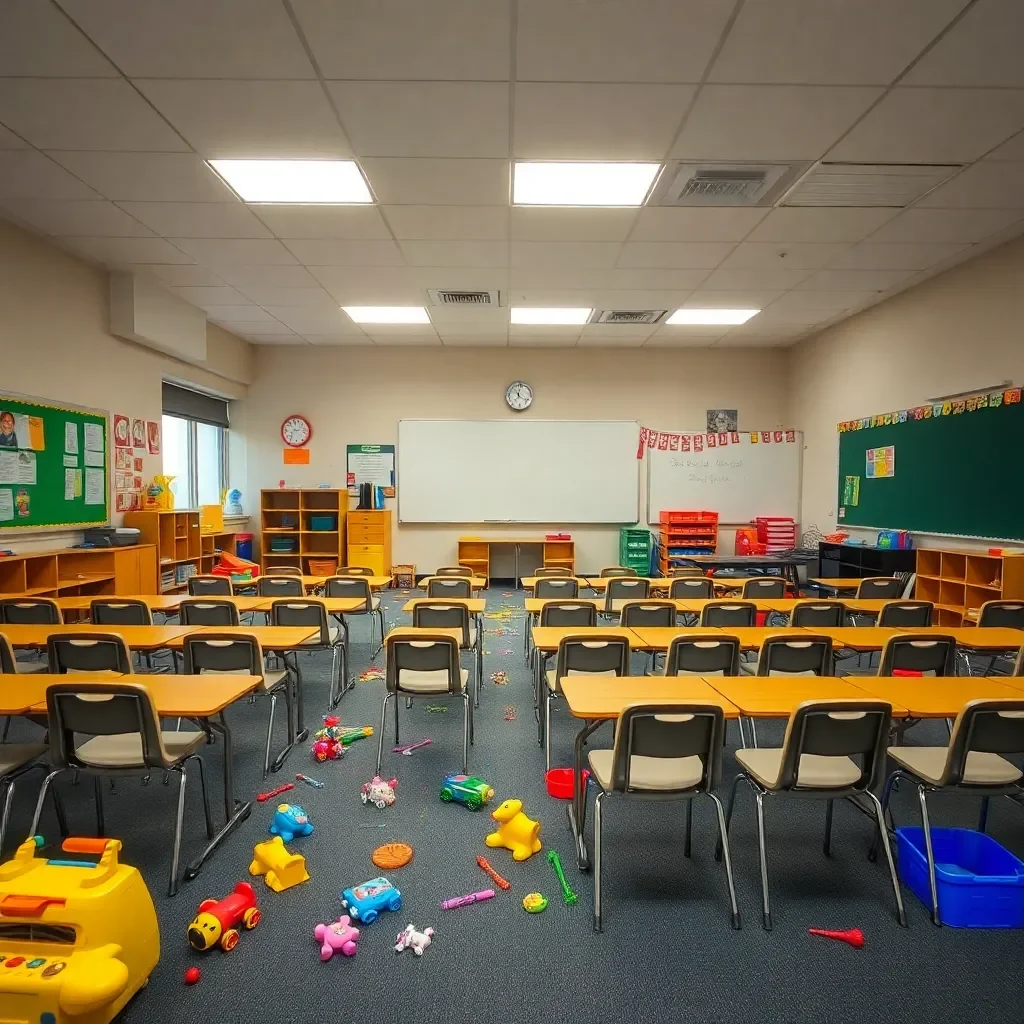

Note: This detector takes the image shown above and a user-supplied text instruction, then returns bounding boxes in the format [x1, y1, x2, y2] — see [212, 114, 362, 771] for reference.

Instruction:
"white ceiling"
[1, 0, 1023, 348]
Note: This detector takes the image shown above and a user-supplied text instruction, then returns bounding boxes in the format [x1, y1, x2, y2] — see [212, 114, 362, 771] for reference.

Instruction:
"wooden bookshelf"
[260, 489, 347, 574]
[455, 537, 575, 583]
[915, 547, 1024, 626]
[125, 509, 205, 592]
[0, 545, 157, 598]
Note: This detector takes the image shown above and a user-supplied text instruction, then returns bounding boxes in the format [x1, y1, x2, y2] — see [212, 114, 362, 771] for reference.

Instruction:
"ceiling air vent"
[783, 163, 963, 208]
[427, 289, 501, 306]
[652, 163, 804, 207]
[593, 309, 666, 325]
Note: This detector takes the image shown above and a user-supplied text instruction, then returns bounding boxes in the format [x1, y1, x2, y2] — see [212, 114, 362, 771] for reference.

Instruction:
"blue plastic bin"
[309, 515, 337, 531]
[235, 533, 253, 561]
[896, 826, 1024, 927]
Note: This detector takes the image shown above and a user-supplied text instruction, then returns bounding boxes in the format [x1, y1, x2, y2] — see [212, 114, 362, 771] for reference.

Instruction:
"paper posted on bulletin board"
[865, 445, 895, 479]
[347, 444, 395, 497]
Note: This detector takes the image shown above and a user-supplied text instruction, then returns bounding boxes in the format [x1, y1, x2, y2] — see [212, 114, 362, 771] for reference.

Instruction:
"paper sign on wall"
[283, 447, 310, 465]
[346, 443, 395, 496]
[866, 445, 895, 479]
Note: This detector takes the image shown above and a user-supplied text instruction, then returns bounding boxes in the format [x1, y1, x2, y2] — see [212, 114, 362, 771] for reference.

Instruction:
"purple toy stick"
[393, 738, 432, 755]
[441, 888, 495, 911]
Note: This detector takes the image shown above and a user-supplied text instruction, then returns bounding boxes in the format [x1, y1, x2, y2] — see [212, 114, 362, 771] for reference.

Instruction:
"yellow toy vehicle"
[0, 835, 159, 1024]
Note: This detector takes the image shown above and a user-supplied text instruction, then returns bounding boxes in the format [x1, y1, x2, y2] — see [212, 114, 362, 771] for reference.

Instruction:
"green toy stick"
[339, 726, 373, 746]
[547, 850, 578, 905]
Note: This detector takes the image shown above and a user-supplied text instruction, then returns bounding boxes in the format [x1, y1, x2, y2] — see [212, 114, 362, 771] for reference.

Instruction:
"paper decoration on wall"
[283, 447, 310, 465]
[706, 409, 738, 433]
[134, 457, 143, 472]
[131, 418, 145, 449]
[837, 388, 1022, 432]
[113, 414, 130, 447]
[635, 427, 794, 459]
[146, 420, 160, 455]
[115, 448, 132, 470]
[0, 411, 44, 451]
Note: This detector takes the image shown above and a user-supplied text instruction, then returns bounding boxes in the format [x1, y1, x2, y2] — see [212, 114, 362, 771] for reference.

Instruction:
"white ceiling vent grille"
[593, 309, 666, 325]
[783, 163, 963, 207]
[427, 289, 501, 306]
[653, 163, 802, 207]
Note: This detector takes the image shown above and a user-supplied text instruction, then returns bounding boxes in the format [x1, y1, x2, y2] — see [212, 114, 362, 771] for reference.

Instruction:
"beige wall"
[788, 235, 1024, 549]
[236, 345, 789, 572]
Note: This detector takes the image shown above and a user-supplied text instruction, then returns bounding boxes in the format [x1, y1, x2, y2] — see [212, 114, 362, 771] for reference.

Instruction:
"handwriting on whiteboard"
[670, 455, 745, 485]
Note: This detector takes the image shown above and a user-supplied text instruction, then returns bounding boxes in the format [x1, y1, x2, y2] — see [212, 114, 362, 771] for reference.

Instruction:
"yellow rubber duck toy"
[485, 798, 542, 861]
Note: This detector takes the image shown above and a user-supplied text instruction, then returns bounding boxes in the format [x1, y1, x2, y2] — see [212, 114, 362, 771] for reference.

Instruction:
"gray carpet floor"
[3, 586, 1022, 1023]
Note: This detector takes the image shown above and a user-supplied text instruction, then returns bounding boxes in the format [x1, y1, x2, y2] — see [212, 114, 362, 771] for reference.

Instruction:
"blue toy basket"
[896, 826, 1024, 927]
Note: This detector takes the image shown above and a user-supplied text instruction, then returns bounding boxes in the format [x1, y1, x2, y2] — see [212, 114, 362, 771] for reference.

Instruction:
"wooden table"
[402, 598, 486, 614]
[415, 576, 487, 591]
[660, 554, 806, 589]
[937, 627, 1024, 651]
[628, 626, 830, 652]
[706, 675, 906, 719]
[0, 623, 193, 650]
[54, 594, 366, 616]
[839, 675, 1024, 718]
[807, 578, 861, 593]
[669, 597, 884, 615]
[385, 625, 467, 644]
[809, 626, 905, 651]
[521, 576, 589, 591]
[55, 593, 186, 615]
[164, 625, 320, 650]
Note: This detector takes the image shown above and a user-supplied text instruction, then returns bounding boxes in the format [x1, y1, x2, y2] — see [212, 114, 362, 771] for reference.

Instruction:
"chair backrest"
[620, 600, 675, 628]
[539, 602, 597, 628]
[0, 632, 16, 673]
[554, 635, 631, 680]
[669, 567, 706, 578]
[535, 578, 579, 599]
[258, 575, 304, 598]
[600, 567, 637, 578]
[700, 601, 756, 627]
[665, 635, 741, 676]
[337, 566, 375, 576]
[855, 577, 903, 599]
[941, 699, 1024, 786]
[46, 633, 133, 675]
[608, 702, 726, 794]
[385, 634, 461, 694]
[0, 598, 61, 625]
[90, 599, 152, 626]
[877, 601, 933, 627]
[1013, 647, 1024, 677]
[604, 578, 649, 611]
[426, 577, 471, 599]
[179, 599, 240, 627]
[270, 600, 332, 646]
[978, 601, 1024, 628]
[263, 566, 302, 577]
[532, 567, 573, 578]
[188, 575, 233, 597]
[435, 566, 473, 577]
[742, 577, 787, 598]
[413, 603, 471, 646]
[324, 575, 373, 608]
[775, 699, 892, 792]
[182, 633, 262, 675]
[757, 634, 833, 676]
[879, 633, 957, 676]
[900, 572, 917, 599]
[791, 601, 846, 627]
[670, 577, 715, 599]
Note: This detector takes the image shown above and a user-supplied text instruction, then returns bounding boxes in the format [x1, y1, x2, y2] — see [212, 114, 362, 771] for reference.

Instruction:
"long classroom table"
[55, 594, 367, 616]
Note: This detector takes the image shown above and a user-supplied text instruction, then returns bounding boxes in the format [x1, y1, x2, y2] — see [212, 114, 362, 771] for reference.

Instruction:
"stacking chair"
[967, 601, 1024, 674]
[876, 699, 1024, 925]
[589, 703, 740, 932]
[0, 736, 49, 856]
[879, 634, 956, 676]
[271, 599, 346, 709]
[600, 567, 637, 578]
[179, 599, 240, 627]
[855, 578, 903, 599]
[620, 600, 675, 672]
[412, 603, 480, 706]
[258, 575, 304, 598]
[744, 634, 834, 676]
[700, 601, 756, 627]
[336, 566, 375, 576]
[263, 566, 302, 576]
[535, 578, 579, 600]
[30, 682, 214, 896]
[790, 601, 845, 627]
[720, 699, 905, 931]
[877, 601, 933, 627]
[532, 567, 573, 578]
[435, 566, 473, 577]
[325, 576, 385, 667]
[603, 578, 649, 617]
[91, 599, 159, 671]
[426, 577, 472, 599]
[47, 633, 133, 675]
[543, 634, 630, 771]
[742, 578, 787, 599]
[377, 634, 470, 775]
[670, 577, 715, 599]
[188, 576, 233, 597]
[532, 603, 598, 695]
[0, 597, 60, 624]
[0, 630, 47, 675]
[664, 635, 741, 677]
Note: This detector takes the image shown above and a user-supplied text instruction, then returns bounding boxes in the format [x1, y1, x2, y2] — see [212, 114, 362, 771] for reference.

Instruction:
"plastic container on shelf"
[235, 533, 253, 561]
[309, 515, 338, 532]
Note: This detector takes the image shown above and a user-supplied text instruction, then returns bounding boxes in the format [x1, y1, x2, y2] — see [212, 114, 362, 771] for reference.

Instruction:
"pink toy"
[361, 776, 398, 809]
[393, 738, 432, 755]
[394, 923, 434, 956]
[311, 715, 346, 762]
[314, 915, 360, 960]
[441, 888, 494, 911]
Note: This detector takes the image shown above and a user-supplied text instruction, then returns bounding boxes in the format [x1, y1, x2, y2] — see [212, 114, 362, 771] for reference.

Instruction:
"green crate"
[619, 527, 651, 565]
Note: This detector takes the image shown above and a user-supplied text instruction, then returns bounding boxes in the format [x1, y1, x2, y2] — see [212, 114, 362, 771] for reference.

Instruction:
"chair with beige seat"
[620, 600, 676, 672]
[179, 598, 240, 627]
[664, 635, 741, 677]
[270, 599, 346, 707]
[588, 702, 741, 933]
[602, 577, 649, 617]
[790, 601, 846, 627]
[187, 575, 234, 597]
[426, 577, 472, 599]
[325, 575, 385, 658]
[855, 577, 904, 599]
[740, 634, 834, 676]
[742, 578, 787, 599]
[412, 603, 480, 706]
[699, 601, 756, 627]
[258, 575, 305, 599]
[47, 632, 133, 675]
[600, 566, 638, 578]
[525, 578, 581, 661]
[531, 603, 598, 697]
[878, 634, 956, 676]
[964, 601, 1024, 674]
[670, 577, 715, 599]
[718, 699, 905, 931]
[435, 566, 473, 577]
[0, 597, 61, 625]
[874, 698, 1024, 926]
[877, 601, 933, 627]
[336, 566, 375, 576]
[0, 630, 47, 675]
[531, 567, 573, 578]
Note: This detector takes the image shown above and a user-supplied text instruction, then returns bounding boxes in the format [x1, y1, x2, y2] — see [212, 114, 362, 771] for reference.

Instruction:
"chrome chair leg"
[263, 693, 277, 779]
[191, 754, 216, 840]
[462, 693, 470, 774]
[545, 693, 554, 772]
[865, 789, 907, 927]
[0, 780, 15, 855]
[754, 789, 772, 931]
[823, 798, 834, 857]
[714, 773, 743, 861]
[709, 791, 741, 930]
[93, 775, 105, 837]
[30, 768, 65, 836]
[978, 795, 990, 833]
[917, 784, 941, 926]
[376, 693, 392, 776]
[168, 764, 188, 898]
[593, 790, 605, 932]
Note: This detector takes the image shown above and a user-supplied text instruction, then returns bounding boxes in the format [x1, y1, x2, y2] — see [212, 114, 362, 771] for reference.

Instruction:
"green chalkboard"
[0, 391, 108, 531]
[837, 395, 1024, 541]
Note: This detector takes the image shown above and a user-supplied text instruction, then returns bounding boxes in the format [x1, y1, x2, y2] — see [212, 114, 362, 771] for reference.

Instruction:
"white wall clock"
[281, 414, 312, 447]
[505, 381, 533, 411]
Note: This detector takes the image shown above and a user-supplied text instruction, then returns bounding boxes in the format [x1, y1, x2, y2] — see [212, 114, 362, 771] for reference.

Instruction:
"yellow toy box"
[0, 835, 159, 1024]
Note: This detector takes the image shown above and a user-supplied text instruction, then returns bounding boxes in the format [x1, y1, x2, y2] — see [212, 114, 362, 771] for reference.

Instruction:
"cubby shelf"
[915, 547, 1024, 626]
[260, 489, 348, 574]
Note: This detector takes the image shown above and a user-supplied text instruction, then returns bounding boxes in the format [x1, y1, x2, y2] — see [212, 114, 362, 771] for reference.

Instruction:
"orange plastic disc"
[372, 842, 414, 869]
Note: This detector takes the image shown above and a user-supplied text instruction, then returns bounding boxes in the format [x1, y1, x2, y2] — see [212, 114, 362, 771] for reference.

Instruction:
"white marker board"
[646, 433, 802, 523]
[398, 419, 639, 523]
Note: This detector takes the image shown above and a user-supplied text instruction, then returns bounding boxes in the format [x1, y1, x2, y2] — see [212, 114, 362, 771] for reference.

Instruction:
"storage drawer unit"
[346, 509, 391, 576]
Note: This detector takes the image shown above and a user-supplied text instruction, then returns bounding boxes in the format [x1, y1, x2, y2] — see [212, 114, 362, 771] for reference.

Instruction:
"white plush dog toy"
[395, 923, 434, 956]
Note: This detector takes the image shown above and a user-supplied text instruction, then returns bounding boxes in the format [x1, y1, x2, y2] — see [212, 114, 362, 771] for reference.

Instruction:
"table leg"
[269, 651, 309, 773]
[475, 613, 483, 708]
[568, 719, 603, 871]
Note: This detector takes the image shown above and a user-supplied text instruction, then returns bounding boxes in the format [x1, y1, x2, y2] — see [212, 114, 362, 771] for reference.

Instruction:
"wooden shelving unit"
[260, 489, 347, 574]
[915, 547, 1024, 626]
[657, 512, 718, 575]
[0, 545, 157, 598]
[347, 510, 391, 576]
[455, 537, 575, 582]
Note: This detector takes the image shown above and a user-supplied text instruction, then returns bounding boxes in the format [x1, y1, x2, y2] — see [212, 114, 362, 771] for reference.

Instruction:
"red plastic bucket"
[545, 768, 590, 799]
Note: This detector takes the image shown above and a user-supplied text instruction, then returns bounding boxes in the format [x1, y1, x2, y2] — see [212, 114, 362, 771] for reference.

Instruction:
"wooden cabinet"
[455, 537, 575, 583]
[916, 548, 1024, 626]
[0, 544, 157, 598]
[260, 489, 348, 574]
[346, 510, 391, 576]
[124, 509, 205, 592]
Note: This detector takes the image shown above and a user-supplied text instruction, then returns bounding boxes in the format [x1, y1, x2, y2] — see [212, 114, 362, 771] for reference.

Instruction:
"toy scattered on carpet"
[314, 915, 360, 959]
[476, 855, 510, 890]
[486, 799, 543, 861]
[188, 881, 261, 952]
[441, 888, 494, 911]
[269, 803, 314, 842]
[359, 823, 389, 830]
[395, 924, 434, 956]
[341, 877, 402, 924]
[256, 782, 294, 803]
[547, 850, 578, 906]
[184, 966, 201, 985]
[491, 670, 509, 685]
[372, 842, 414, 869]
[497, 648, 515, 656]
[339, 725, 374, 745]
[394, 738, 431, 755]
[504, 705, 517, 721]
[440, 773, 494, 810]
[522, 893, 548, 914]
[359, 667, 385, 682]
[296, 773, 324, 788]
[248, 837, 309, 892]
[361, 775, 398, 809]
[426, 705, 448, 713]
[809, 927, 864, 948]
[311, 715, 347, 761]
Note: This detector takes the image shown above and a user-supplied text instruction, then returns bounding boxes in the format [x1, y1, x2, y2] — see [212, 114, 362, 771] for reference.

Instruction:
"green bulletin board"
[0, 391, 109, 531]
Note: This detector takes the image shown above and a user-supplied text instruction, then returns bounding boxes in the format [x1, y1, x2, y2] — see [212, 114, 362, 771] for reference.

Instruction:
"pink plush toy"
[314, 915, 360, 960]
[395, 923, 434, 956]
[361, 775, 398, 809]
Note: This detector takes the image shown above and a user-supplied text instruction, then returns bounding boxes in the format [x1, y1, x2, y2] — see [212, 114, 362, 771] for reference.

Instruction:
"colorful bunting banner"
[635, 426, 799, 458]
[837, 387, 1022, 432]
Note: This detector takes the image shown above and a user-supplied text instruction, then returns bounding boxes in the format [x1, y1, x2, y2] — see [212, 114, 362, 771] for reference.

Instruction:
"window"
[161, 384, 229, 509]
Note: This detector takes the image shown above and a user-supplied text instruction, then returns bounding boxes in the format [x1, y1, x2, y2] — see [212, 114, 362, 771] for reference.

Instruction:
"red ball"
[184, 966, 201, 985]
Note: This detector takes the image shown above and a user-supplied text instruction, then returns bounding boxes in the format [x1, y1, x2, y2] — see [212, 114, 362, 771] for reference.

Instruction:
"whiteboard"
[646, 433, 802, 523]
[398, 419, 639, 523]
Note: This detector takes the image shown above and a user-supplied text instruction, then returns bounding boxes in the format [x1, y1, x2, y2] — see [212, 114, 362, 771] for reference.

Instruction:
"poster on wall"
[113, 414, 130, 448]
[132, 418, 146, 449]
[842, 475, 861, 506]
[865, 445, 895, 479]
[347, 443, 395, 497]
[146, 420, 160, 455]
[706, 409, 738, 433]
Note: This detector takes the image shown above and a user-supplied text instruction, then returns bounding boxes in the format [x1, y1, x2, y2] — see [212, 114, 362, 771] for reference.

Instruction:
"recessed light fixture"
[341, 306, 431, 324]
[208, 159, 373, 203]
[665, 309, 760, 325]
[513, 162, 661, 207]
[510, 307, 593, 325]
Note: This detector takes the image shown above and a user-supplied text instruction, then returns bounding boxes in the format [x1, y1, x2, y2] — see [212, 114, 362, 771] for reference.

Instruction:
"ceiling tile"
[683, 289, 785, 308]
[0, 80, 187, 152]
[136, 80, 352, 159]
[0, 152, 101, 202]
[628, 208, 767, 243]
[865, 207, 1023, 244]
[235, 285, 339, 307]
[516, 0, 734, 83]
[262, 307, 362, 334]
[508, 335, 579, 347]
[509, 325, 582, 341]
[708, 0, 970, 84]
[748, 207, 897, 243]
[579, 324, 658, 343]
[644, 332, 722, 347]
[827, 87, 1024, 163]
[213, 265, 320, 288]
[605, 268, 710, 290]
[796, 268, 917, 291]
[385, 206, 508, 241]
[512, 241, 622, 269]
[827, 241, 970, 270]
[55, 0, 315, 78]
[117, 202, 272, 239]
[251, 206, 390, 240]
[304, 334, 373, 346]
[169, 286, 248, 307]
[0, 199, 153, 237]
[509, 268, 611, 291]
[408, 266, 507, 291]
[292, 0, 509, 80]
[511, 208, 638, 242]
[768, 289, 875, 311]
[358, 158, 510, 206]
[60, 236, 193, 265]
[713, 336, 794, 347]
[284, 238, 405, 266]
[986, 131, 1024, 162]
[223, 322, 299, 337]
[399, 240, 507, 267]
[916, 161, 1024, 208]
[242, 334, 308, 345]
[513, 83, 695, 159]
[132, 264, 226, 288]
[672, 85, 881, 160]
[717, 241, 850, 271]
[617, 241, 735, 269]
[366, 333, 441, 345]
[903, 0, 1024, 87]
[428, 306, 509, 326]
[170, 238, 299, 265]
[328, 82, 509, 158]
[309, 265, 421, 304]
[699, 265, 815, 289]
[204, 304, 272, 322]
[0, 125, 26, 150]
[440, 335, 509, 347]
[48, 152, 233, 202]
[0, 0, 118, 76]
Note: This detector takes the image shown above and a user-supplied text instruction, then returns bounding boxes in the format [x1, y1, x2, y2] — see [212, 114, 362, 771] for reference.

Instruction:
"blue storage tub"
[896, 826, 1024, 927]
[309, 515, 337, 531]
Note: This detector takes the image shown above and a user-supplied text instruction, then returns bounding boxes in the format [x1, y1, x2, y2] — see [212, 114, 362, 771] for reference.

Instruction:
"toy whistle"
[441, 888, 495, 911]
[296, 773, 324, 788]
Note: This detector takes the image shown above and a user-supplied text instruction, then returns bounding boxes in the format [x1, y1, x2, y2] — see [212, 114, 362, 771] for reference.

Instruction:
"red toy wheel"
[243, 908, 261, 930]
[220, 929, 240, 951]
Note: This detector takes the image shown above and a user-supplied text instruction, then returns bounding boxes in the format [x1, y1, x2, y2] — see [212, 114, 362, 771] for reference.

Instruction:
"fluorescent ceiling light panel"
[513, 162, 661, 207]
[342, 306, 430, 324]
[510, 307, 592, 325]
[666, 308, 760, 325]
[208, 160, 372, 203]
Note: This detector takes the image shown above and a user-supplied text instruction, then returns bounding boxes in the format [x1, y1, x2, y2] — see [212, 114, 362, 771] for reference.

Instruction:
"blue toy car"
[269, 803, 314, 843]
[340, 877, 402, 925]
